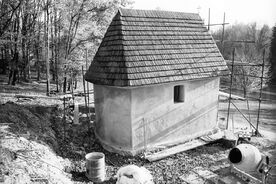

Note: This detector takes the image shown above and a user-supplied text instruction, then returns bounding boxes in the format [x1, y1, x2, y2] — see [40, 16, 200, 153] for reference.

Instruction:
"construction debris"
[116, 165, 153, 184]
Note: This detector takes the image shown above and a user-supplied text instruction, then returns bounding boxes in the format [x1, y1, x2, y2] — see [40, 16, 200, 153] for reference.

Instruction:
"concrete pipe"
[228, 144, 262, 173]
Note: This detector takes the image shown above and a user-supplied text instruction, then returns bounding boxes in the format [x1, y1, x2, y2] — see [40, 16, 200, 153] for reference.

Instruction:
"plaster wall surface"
[131, 77, 220, 151]
[93, 85, 132, 151]
[93, 77, 220, 155]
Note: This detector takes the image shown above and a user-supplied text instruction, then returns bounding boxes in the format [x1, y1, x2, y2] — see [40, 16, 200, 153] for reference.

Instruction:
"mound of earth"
[0, 102, 60, 149]
[0, 102, 72, 183]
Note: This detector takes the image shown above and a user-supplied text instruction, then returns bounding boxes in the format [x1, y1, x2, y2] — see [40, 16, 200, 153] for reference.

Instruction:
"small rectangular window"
[174, 85, 184, 103]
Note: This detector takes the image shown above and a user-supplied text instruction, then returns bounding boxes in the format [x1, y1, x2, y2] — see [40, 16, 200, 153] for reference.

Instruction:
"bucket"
[85, 152, 106, 182]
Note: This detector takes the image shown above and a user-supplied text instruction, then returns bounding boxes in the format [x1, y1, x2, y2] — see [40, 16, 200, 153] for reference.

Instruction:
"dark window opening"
[174, 85, 184, 103]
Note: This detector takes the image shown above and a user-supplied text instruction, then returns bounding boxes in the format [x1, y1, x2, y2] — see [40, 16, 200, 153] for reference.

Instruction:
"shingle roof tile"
[85, 8, 229, 86]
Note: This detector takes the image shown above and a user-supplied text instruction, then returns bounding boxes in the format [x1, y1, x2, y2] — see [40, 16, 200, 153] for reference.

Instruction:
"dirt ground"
[0, 75, 276, 184]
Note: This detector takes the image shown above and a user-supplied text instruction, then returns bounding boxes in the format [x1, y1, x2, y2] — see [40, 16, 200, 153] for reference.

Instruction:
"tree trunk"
[36, 7, 42, 81]
[8, 52, 19, 85]
[54, 5, 59, 92]
[22, 42, 27, 81]
[37, 61, 40, 81]
[8, 10, 20, 85]
[36, 34, 40, 81]
[45, 0, 50, 95]
[27, 48, 30, 80]
[63, 76, 67, 93]
[50, 12, 56, 82]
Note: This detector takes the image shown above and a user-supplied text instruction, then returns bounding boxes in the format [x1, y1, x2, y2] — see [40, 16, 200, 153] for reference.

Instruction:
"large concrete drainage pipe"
[228, 144, 262, 173]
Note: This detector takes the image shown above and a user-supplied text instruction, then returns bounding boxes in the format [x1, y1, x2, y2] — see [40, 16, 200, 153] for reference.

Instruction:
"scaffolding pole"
[256, 50, 265, 135]
[226, 48, 235, 129]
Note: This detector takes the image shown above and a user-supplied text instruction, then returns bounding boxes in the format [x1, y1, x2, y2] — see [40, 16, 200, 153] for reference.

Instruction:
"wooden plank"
[200, 131, 224, 142]
[145, 130, 225, 162]
[219, 91, 245, 101]
[15, 95, 36, 99]
[145, 139, 207, 162]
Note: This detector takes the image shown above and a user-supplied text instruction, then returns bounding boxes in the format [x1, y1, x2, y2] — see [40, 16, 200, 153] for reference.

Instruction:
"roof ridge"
[120, 8, 199, 15]
[119, 8, 200, 19]
[118, 7, 123, 15]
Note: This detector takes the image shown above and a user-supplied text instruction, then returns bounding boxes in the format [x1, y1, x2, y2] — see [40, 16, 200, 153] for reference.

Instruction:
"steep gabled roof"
[85, 8, 229, 87]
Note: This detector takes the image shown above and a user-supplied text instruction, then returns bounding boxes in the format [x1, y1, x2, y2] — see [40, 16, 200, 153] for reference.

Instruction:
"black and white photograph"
[0, 0, 275, 183]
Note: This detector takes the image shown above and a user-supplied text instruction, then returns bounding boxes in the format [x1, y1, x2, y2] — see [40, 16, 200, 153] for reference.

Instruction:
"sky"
[132, 0, 276, 29]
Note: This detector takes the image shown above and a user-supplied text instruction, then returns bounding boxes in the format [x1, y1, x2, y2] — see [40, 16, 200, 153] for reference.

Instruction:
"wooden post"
[82, 66, 88, 117]
[221, 12, 226, 56]
[85, 48, 90, 119]
[63, 75, 67, 93]
[207, 8, 210, 31]
[74, 102, 79, 125]
[63, 96, 66, 139]
[71, 72, 74, 104]
[143, 118, 147, 152]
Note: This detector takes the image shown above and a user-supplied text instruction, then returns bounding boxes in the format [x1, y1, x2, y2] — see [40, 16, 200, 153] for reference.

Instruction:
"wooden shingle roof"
[85, 8, 229, 87]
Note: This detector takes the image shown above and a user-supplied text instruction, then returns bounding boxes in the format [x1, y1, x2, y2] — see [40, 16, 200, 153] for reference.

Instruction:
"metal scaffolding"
[207, 9, 268, 137]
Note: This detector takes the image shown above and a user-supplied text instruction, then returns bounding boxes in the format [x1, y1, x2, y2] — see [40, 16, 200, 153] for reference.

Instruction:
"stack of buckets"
[85, 152, 106, 182]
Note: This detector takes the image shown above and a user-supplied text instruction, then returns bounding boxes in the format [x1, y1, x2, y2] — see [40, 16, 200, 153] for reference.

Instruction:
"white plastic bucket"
[85, 152, 106, 182]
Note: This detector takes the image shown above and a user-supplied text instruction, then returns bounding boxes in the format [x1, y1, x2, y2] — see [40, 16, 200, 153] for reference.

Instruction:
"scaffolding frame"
[207, 9, 267, 136]
[224, 49, 266, 136]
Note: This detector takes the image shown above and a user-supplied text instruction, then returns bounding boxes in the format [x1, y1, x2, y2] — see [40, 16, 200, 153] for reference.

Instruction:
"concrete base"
[96, 127, 220, 156]
[94, 129, 138, 156]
